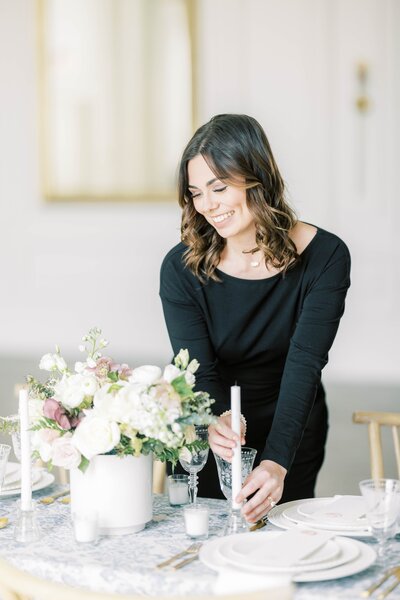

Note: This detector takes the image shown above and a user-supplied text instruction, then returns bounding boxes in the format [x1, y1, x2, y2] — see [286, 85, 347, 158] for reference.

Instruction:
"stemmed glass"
[359, 478, 400, 565]
[179, 425, 209, 504]
[0, 443, 12, 516]
[214, 447, 257, 534]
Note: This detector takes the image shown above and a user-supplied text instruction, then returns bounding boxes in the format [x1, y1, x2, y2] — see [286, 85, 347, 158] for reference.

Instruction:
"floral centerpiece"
[26, 328, 215, 535]
[28, 327, 215, 471]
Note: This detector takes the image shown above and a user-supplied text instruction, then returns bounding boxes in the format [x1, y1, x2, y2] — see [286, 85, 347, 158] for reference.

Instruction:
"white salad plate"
[294, 496, 368, 529]
[0, 469, 55, 498]
[2, 462, 42, 491]
[268, 499, 372, 538]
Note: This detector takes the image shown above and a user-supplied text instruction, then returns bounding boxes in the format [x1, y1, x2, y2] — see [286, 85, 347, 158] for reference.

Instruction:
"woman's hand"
[236, 460, 287, 523]
[208, 414, 246, 461]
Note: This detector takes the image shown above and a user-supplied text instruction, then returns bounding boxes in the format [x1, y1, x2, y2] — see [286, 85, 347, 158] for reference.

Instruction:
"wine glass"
[359, 478, 400, 565]
[179, 425, 209, 504]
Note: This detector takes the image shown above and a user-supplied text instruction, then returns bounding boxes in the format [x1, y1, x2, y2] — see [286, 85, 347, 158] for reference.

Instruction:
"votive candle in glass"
[168, 474, 189, 506]
[184, 505, 209, 539]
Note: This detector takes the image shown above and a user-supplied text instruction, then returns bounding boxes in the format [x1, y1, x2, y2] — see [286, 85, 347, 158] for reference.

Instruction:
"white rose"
[163, 364, 182, 383]
[72, 414, 120, 460]
[39, 353, 57, 371]
[184, 371, 195, 385]
[80, 374, 98, 396]
[31, 428, 60, 462]
[129, 365, 161, 385]
[51, 435, 81, 469]
[55, 374, 98, 409]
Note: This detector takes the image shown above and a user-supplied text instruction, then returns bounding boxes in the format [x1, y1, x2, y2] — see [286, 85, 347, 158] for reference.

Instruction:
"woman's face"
[187, 154, 255, 240]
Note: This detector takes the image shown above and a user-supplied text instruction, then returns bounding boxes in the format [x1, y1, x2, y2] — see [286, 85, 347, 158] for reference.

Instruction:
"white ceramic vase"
[70, 453, 153, 535]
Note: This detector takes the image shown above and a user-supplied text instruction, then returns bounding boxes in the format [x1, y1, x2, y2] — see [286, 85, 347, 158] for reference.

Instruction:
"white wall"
[0, 0, 399, 384]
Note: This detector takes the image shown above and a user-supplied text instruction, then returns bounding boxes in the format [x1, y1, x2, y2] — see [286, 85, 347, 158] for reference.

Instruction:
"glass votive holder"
[72, 511, 99, 544]
[183, 505, 209, 540]
[168, 474, 189, 506]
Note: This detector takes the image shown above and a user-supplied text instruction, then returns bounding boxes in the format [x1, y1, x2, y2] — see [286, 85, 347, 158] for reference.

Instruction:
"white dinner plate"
[2, 463, 42, 491]
[199, 536, 376, 582]
[215, 533, 359, 574]
[283, 505, 369, 532]
[268, 499, 372, 538]
[0, 470, 55, 498]
[296, 496, 368, 528]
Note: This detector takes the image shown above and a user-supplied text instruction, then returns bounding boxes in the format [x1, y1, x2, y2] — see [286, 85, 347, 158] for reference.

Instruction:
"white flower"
[39, 353, 57, 371]
[78, 345, 86, 352]
[184, 371, 195, 385]
[72, 413, 120, 460]
[87, 357, 96, 368]
[54, 374, 98, 409]
[179, 447, 192, 463]
[163, 364, 182, 383]
[31, 428, 61, 462]
[51, 434, 81, 469]
[130, 365, 161, 385]
[187, 359, 199, 374]
[74, 361, 86, 373]
[54, 355, 67, 372]
[175, 349, 189, 369]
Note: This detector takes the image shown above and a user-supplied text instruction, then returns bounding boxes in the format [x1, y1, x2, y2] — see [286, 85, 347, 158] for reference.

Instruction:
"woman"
[160, 114, 350, 523]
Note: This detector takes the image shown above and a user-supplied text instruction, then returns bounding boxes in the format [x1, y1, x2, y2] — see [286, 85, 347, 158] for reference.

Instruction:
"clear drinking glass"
[168, 474, 189, 506]
[359, 478, 400, 565]
[179, 425, 209, 505]
[214, 446, 257, 503]
[214, 447, 257, 535]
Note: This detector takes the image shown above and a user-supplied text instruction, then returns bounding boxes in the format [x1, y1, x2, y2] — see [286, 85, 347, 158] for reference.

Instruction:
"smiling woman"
[160, 114, 351, 524]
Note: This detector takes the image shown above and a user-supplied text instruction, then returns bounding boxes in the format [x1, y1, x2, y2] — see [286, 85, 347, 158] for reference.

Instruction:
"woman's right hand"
[208, 414, 246, 461]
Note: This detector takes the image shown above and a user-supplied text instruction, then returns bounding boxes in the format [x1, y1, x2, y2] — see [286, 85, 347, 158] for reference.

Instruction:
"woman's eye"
[191, 193, 201, 200]
[214, 186, 227, 193]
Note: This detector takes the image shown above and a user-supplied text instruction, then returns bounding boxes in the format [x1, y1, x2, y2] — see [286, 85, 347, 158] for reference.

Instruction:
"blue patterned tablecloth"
[0, 481, 398, 598]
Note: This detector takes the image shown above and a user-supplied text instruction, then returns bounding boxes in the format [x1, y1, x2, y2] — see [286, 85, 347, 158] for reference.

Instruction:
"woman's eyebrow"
[188, 178, 221, 189]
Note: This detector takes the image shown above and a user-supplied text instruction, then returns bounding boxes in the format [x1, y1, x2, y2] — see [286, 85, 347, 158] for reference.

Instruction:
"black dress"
[159, 227, 351, 502]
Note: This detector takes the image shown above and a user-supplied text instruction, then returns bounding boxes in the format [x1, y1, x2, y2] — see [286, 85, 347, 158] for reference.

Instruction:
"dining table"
[0, 480, 398, 599]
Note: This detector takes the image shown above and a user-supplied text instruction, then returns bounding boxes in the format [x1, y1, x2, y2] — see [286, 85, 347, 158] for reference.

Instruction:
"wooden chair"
[352, 411, 400, 479]
[0, 557, 293, 600]
[153, 459, 167, 494]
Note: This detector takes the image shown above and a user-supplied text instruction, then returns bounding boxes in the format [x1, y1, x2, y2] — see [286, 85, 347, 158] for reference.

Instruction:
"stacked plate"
[199, 528, 376, 582]
[268, 496, 372, 538]
[0, 461, 54, 497]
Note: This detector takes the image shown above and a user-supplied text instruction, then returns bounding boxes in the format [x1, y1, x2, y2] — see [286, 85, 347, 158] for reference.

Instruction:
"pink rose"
[51, 435, 81, 469]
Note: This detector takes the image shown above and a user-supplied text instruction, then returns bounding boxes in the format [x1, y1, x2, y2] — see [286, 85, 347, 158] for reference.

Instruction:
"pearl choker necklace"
[242, 247, 261, 268]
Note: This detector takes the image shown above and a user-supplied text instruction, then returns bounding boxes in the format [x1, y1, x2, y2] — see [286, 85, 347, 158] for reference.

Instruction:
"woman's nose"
[200, 191, 219, 213]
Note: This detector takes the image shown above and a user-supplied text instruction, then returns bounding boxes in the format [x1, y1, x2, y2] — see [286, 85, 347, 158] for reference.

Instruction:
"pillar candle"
[231, 384, 242, 510]
[19, 389, 32, 512]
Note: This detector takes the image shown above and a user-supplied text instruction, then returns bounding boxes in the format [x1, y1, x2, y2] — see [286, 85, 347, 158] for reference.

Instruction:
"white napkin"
[310, 496, 366, 522]
[236, 528, 335, 568]
[214, 567, 293, 597]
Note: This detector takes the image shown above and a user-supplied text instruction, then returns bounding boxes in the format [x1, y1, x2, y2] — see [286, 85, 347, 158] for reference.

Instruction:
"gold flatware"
[156, 542, 202, 569]
[361, 566, 400, 599]
[250, 517, 268, 532]
[39, 489, 70, 505]
[0, 517, 9, 529]
[172, 554, 199, 570]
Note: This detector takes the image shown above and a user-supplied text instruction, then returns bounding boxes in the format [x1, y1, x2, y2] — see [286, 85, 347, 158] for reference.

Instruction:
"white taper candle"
[19, 389, 32, 511]
[231, 384, 242, 510]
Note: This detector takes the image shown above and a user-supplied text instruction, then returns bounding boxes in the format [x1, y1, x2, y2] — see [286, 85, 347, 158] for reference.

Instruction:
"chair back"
[353, 411, 400, 479]
[0, 557, 292, 600]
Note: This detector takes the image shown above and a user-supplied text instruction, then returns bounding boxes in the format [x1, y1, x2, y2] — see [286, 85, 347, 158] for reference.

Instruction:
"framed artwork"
[36, 0, 197, 201]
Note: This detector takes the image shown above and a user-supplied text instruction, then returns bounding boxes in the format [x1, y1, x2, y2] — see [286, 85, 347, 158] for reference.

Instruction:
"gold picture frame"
[36, 0, 197, 202]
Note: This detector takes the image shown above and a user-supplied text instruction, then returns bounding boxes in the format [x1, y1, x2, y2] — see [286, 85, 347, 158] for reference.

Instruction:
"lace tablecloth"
[0, 483, 397, 598]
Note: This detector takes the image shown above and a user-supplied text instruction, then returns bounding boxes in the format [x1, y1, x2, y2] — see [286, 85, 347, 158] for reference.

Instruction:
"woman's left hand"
[235, 459, 287, 523]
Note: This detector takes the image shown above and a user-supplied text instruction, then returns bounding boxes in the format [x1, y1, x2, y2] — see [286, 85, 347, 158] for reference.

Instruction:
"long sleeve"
[160, 251, 229, 415]
[261, 242, 351, 469]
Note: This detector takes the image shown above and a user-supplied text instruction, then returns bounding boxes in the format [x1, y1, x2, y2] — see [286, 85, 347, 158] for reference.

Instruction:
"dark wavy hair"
[178, 114, 298, 281]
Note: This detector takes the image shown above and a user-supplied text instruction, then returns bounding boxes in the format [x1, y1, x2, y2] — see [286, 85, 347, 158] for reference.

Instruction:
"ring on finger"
[267, 495, 276, 508]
